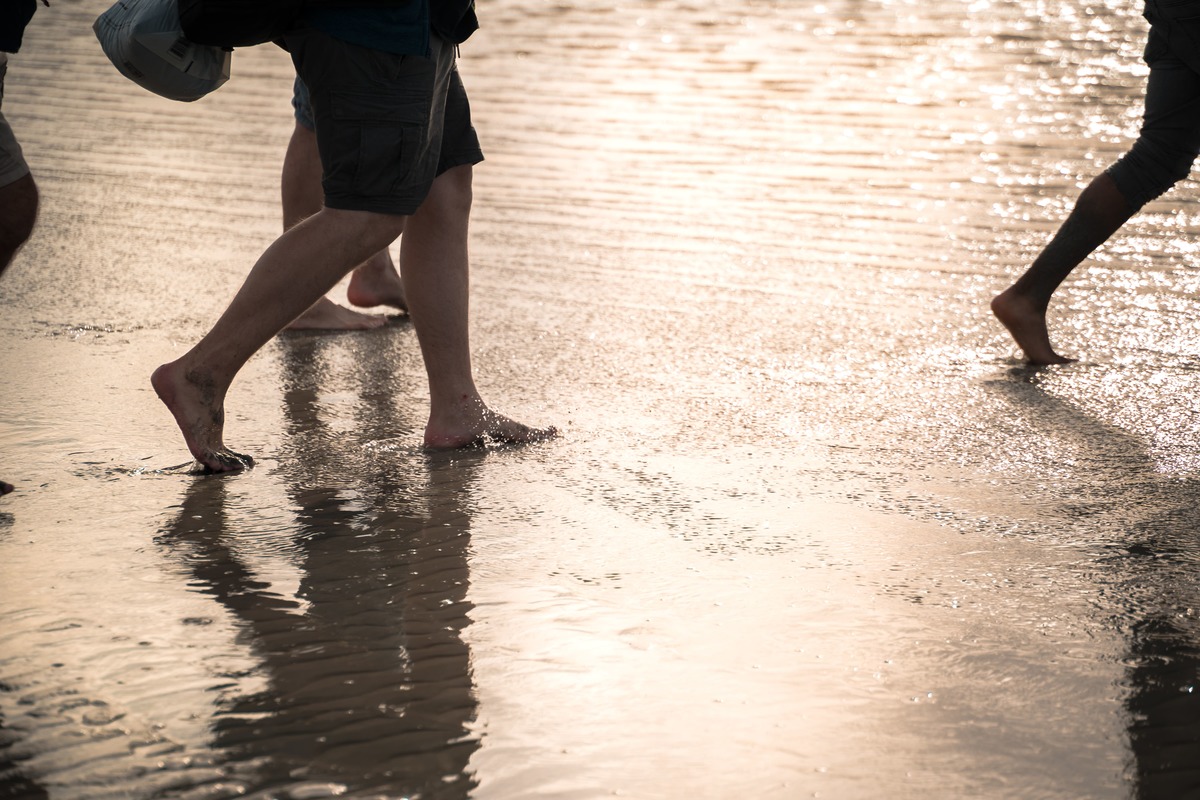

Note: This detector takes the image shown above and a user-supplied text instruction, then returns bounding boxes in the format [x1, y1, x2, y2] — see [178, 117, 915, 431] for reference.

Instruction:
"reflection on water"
[986, 373, 1200, 799]
[150, 336, 481, 798]
[1128, 614, 1200, 799]
[3, 0, 1200, 797]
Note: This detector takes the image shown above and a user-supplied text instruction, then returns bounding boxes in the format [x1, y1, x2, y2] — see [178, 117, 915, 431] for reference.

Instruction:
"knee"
[1151, 142, 1197, 188]
[425, 164, 473, 219]
[382, 212, 407, 240]
[367, 210, 407, 246]
[1132, 133, 1190, 191]
[0, 213, 35, 253]
[1116, 134, 1198, 206]
[289, 120, 317, 149]
[0, 174, 38, 257]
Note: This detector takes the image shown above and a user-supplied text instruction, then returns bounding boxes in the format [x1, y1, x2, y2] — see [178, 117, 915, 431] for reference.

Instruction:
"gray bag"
[94, 0, 231, 102]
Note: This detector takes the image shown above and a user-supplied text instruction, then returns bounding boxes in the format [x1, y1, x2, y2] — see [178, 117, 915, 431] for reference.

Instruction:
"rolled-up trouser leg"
[1106, 26, 1200, 211]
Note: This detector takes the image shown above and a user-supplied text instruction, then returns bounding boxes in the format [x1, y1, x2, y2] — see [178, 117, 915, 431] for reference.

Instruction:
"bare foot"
[991, 289, 1075, 365]
[347, 251, 408, 313]
[285, 296, 389, 332]
[425, 397, 558, 449]
[151, 362, 254, 473]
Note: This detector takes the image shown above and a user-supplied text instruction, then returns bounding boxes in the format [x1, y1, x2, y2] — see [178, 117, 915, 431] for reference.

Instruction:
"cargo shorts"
[284, 26, 483, 216]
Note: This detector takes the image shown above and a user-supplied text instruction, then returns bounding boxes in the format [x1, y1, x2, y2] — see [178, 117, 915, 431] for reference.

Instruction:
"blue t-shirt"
[305, 2, 430, 56]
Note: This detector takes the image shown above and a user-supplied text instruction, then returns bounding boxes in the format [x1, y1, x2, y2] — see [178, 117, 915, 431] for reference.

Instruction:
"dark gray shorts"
[0, 55, 30, 188]
[284, 27, 483, 216]
[1105, 18, 1200, 209]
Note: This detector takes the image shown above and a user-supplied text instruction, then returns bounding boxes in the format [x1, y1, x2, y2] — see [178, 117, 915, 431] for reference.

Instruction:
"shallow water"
[3, 0, 1200, 797]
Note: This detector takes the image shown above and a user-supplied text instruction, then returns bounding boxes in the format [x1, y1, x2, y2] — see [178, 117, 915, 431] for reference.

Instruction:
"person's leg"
[991, 173, 1133, 364]
[283, 73, 408, 331]
[274, 27, 551, 454]
[153, 207, 407, 471]
[344, 236, 409, 311]
[0, 54, 35, 278]
[400, 164, 556, 447]
[993, 28, 1200, 364]
[0, 54, 34, 496]
[282, 121, 384, 331]
[0, 170, 36, 277]
[282, 121, 407, 330]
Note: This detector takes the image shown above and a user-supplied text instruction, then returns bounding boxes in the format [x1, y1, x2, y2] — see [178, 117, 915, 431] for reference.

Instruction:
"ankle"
[353, 253, 392, 280]
[996, 285, 1049, 314]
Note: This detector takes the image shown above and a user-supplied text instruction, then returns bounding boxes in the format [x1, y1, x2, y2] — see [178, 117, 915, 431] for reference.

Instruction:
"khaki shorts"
[0, 54, 31, 189]
[284, 27, 483, 216]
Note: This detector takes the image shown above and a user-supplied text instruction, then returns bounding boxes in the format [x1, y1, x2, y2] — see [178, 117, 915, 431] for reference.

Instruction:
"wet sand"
[3, 1, 1200, 798]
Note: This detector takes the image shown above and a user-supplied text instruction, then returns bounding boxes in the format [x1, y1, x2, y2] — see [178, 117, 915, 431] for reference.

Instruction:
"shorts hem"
[324, 194, 423, 217]
[437, 150, 484, 175]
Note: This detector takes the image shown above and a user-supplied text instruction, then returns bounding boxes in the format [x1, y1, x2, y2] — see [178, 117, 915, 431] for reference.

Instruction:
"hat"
[94, 0, 230, 102]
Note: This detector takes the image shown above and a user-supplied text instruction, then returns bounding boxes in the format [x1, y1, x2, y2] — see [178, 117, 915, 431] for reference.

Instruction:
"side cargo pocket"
[330, 89, 431, 197]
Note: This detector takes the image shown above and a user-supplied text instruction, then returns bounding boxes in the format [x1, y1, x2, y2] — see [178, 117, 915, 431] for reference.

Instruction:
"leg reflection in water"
[157, 455, 483, 797]
[1125, 613, 1200, 798]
